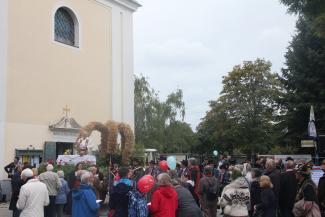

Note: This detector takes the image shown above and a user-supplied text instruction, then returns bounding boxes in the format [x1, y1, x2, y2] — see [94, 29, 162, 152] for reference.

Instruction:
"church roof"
[49, 116, 82, 132]
[105, 0, 141, 11]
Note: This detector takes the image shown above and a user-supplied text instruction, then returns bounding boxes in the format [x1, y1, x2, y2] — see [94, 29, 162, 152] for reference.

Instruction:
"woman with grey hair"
[171, 178, 202, 217]
[55, 170, 70, 217]
[149, 173, 178, 217]
[72, 171, 99, 217]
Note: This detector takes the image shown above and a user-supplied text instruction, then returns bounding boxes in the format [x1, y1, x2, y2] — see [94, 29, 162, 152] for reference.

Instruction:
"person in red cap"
[149, 173, 178, 217]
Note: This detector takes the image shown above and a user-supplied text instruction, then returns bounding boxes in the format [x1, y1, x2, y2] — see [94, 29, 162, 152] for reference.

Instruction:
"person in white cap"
[39, 164, 61, 217]
[16, 168, 49, 217]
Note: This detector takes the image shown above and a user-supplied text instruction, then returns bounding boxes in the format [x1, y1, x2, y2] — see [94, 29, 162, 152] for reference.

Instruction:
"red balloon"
[137, 175, 155, 193]
[159, 160, 168, 172]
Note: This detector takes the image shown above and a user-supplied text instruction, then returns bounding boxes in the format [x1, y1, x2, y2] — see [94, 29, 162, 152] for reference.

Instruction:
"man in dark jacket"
[198, 166, 219, 217]
[250, 168, 262, 217]
[109, 167, 133, 217]
[279, 159, 298, 217]
[264, 159, 281, 201]
[9, 165, 23, 217]
[4, 157, 20, 178]
[318, 159, 325, 217]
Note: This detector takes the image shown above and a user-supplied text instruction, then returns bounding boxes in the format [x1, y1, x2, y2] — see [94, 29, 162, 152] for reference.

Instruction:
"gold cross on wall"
[63, 105, 70, 117]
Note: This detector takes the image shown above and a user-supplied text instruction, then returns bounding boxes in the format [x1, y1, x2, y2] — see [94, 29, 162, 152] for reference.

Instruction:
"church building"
[0, 0, 141, 177]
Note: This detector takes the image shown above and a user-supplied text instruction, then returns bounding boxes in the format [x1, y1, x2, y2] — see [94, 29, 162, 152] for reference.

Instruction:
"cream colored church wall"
[0, 0, 8, 177]
[5, 0, 113, 162]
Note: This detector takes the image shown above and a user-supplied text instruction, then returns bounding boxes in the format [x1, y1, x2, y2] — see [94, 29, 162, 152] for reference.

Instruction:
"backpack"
[206, 178, 218, 201]
[128, 190, 148, 217]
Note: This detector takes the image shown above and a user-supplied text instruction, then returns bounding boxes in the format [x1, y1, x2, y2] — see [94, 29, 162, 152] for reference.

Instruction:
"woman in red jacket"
[149, 173, 178, 217]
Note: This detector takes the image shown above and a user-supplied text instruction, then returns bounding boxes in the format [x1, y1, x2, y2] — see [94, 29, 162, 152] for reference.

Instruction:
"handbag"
[293, 199, 321, 217]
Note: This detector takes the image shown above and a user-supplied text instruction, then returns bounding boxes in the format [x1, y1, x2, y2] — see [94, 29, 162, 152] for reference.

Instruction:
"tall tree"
[280, 0, 325, 38]
[281, 19, 325, 147]
[197, 59, 284, 155]
[134, 75, 194, 152]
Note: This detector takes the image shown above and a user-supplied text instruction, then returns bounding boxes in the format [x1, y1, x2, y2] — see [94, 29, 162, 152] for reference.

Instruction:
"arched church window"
[54, 7, 79, 47]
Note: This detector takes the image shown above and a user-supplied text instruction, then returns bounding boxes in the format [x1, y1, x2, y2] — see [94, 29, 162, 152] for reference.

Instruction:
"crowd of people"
[3, 155, 325, 217]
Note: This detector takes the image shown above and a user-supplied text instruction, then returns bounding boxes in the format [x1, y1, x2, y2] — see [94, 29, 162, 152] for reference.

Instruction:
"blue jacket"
[56, 178, 70, 204]
[72, 184, 99, 217]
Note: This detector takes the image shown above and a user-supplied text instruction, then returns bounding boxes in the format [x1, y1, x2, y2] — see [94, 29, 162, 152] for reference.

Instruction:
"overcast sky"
[134, 0, 297, 130]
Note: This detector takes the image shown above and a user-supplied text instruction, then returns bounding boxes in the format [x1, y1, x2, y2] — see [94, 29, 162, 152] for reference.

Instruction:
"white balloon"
[213, 150, 218, 156]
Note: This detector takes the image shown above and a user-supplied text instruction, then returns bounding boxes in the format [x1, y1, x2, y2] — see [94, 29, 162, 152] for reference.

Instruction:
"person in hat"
[318, 159, 325, 217]
[16, 168, 50, 217]
[293, 163, 320, 217]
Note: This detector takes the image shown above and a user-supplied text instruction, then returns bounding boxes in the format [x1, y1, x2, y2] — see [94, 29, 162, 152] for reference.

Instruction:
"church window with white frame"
[54, 7, 79, 47]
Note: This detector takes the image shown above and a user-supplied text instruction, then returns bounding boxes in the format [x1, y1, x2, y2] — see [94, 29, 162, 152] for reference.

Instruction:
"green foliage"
[38, 163, 76, 178]
[134, 75, 195, 153]
[280, 16, 325, 147]
[280, 0, 325, 38]
[132, 143, 146, 159]
[196, 59, 284, 155]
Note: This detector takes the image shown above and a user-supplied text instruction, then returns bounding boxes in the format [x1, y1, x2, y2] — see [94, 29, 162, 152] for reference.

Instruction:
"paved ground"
[0, 202, 223, 217]
[0, 202, 109, 217]
[0, 203, 12, 217]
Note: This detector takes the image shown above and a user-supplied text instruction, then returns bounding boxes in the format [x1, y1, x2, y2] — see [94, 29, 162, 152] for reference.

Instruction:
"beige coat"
[39, 171, 61, 196]
[17, 179, 49, 217]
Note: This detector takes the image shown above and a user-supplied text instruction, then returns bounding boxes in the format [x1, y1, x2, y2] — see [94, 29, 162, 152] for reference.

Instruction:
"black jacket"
[279, 170, 298, 210]
[264, 169, 281, 199]
[250, 180, 261, 211]
[317, 173, 325, 209]
[4, 162, 16, 178]
[109, 183, 132, 217]
[256, 188, 276, 217]
[9, 172, 23, 210]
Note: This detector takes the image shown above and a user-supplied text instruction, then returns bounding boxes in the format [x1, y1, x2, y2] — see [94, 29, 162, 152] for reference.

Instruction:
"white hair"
[266, 159, 275, 170]
[21, 168, 33, 178]
[57, 170, 64, 178]
[157, 173, 171, 186]
[80, 171, 93, 184]
[47, 164, 54, 171]
[243, 163, 251, 175]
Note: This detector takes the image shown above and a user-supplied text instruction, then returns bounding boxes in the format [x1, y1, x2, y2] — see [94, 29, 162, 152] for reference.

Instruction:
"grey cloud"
[134, 0, 297, 129]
